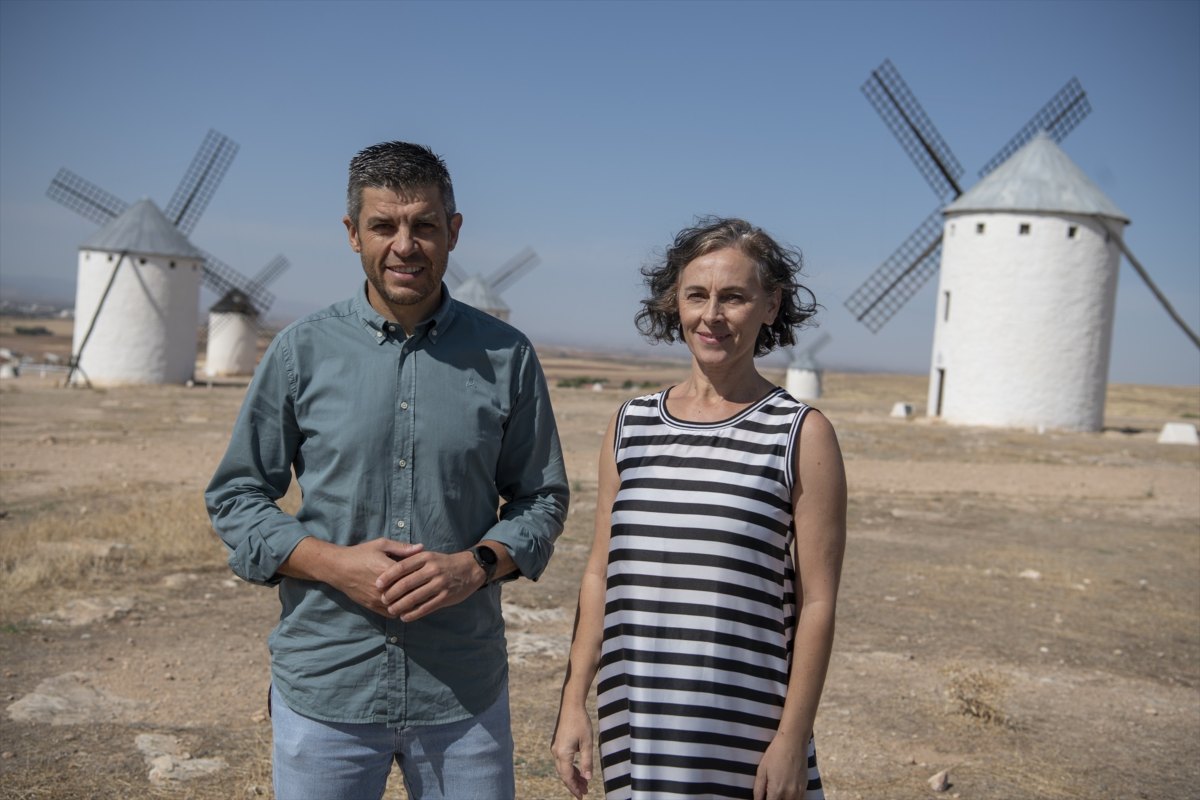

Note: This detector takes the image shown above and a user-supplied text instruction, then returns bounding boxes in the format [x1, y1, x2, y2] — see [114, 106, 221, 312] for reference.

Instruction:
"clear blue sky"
[2, 0, 1196, 385]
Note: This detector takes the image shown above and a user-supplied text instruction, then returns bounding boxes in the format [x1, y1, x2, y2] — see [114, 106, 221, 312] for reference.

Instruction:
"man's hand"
[278, 537, 424, 617]
[375, 548, 484, 621]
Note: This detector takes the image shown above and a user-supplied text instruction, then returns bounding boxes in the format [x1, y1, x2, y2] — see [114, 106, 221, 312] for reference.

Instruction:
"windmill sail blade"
[862, 59, 965, 201]
[165, 129, 239, 236]
[444, 257, 468, 287]
[486, 246, 540, 295]
[978, 77, 1090, 178]
[251, 254, 290, 289]
[844, 209, 944, 333]
[47, 168, 129, 225]
[200, 249, 274, 316]
[805, 332, 833, 357]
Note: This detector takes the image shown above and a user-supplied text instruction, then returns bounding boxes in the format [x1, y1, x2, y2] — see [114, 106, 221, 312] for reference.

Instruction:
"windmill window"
[169, 261, 177, 269]
[1019, 223, 1031, 235]
[107, 255, 114, 262]
[943, 291, 951, 322]
[949, 223, 956, 236]
[139, 258, 147, 265]
[1068, 225, 1078, 239]
[975, 223, 985, 235]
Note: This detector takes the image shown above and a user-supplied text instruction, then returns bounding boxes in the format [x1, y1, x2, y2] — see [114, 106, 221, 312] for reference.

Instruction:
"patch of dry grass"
[0, 481, 301, 623]
[943, 664, 1013, 727]
[0, 487, 219, 618]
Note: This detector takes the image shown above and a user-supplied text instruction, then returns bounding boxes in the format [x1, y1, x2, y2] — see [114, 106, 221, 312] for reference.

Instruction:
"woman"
[551, 217, 847, 800]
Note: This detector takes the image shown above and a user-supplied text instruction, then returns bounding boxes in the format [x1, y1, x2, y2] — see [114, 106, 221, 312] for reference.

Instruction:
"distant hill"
[0, 274, 74, 306]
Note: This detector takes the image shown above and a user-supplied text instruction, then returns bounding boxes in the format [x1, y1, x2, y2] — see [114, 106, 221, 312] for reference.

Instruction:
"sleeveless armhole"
[612, 398, 636, 460]
[784, 403, 814, 494]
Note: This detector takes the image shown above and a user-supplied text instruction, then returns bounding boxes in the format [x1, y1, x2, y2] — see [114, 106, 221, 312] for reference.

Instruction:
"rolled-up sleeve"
[485, 344, 569, 581]
[205, 337, 311, 585]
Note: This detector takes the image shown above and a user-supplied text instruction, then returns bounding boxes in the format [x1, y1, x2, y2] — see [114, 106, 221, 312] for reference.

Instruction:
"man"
[205, 141, 569, 800]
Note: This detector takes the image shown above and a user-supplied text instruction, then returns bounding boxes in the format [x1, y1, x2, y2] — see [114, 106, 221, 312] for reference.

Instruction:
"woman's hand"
[551, 705, 594, 798]
[753, 730, 812, 800]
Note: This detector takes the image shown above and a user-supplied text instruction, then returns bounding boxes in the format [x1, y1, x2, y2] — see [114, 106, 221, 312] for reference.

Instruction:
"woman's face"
[677, 246, 780, 369]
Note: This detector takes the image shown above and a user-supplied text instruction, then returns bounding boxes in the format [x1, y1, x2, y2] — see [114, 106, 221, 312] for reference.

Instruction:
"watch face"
[476, 546, 497, 565]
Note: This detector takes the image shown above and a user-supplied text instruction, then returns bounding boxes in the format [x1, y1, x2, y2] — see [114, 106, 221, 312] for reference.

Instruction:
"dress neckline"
[657, 385, 784, 429]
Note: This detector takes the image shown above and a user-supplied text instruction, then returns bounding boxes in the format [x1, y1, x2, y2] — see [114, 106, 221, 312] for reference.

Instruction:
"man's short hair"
[347, 141, 456, 225]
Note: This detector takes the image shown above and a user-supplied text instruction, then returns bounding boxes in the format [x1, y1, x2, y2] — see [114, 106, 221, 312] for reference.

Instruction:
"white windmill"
[845, 60, 1198, 432]
[69, 200, 205, 385]
[47, 130, 289, 387]
[785, 332, 831, 402]
[205, 254, 290, 377]
[445, 246, 540, 322]
[933, 134, 1130, 430]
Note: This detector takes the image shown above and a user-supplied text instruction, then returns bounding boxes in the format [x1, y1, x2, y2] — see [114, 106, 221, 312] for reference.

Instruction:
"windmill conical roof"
[945, 133, 1128, 223]
[82, 198, 205, 259]
[211, 289, 257, 314]
[454, 275, 510, 312]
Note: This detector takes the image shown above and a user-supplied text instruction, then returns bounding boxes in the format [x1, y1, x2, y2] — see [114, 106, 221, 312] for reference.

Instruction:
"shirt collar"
[354, 281, 458, 344]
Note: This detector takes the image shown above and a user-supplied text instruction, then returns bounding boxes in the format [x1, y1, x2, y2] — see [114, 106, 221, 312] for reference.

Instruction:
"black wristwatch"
[471, 544, 499, 586]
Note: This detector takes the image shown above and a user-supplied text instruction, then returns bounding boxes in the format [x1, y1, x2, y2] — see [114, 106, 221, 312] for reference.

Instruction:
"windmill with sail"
[204, 253, 290, 377]
[845, 60, 1198, 431]
[446, 246, 541, 322]
[47, 129, 288, 385]
[785, 332, 831, 402]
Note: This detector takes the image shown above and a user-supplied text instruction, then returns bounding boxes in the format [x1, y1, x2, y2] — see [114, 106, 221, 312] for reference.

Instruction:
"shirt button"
[396, 520, 405, 529]
[397, 459, 407, 468]
[388, 636, 398, 644]
[400, 401, 409, 410]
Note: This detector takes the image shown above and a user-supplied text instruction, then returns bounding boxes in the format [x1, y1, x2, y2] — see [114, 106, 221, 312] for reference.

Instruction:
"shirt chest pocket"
[423, 377, 508, 471]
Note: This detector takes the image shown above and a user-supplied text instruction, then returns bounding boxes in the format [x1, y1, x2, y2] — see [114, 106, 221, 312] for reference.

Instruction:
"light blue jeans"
[270, 684, 515, 800]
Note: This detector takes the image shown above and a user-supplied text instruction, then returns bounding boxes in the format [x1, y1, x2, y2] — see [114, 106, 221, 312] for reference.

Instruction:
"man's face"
[345, 185, 462, 327]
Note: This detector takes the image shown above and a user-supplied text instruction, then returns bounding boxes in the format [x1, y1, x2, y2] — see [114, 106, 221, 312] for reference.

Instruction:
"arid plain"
[1, 317, 1197, 799]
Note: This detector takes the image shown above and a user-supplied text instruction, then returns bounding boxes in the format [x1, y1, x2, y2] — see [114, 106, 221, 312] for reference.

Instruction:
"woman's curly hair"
[635, 216, 818, 357]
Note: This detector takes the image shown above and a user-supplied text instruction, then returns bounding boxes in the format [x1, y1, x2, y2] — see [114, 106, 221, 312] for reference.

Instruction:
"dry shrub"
[0, 485, 238, 619]
[944, 664, 1012, 727]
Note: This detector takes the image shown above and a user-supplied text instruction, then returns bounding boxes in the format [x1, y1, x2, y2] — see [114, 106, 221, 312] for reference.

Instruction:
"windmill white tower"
[47, 130, 289, 386]
[71, 200, 205, 385]
[206, 290, 258, 377]
[845, 60, 1198, 432]
[785, 332, 831, 402]
[204, 254, 290, 377]
[931, 135, 1127, 430]
[445, 247, 540, 322]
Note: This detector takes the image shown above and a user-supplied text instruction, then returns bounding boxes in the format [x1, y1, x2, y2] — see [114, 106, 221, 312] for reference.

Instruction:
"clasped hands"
[331, 538, 483, 622]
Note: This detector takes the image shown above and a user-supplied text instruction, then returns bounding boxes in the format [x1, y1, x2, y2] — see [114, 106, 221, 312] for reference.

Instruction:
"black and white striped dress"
[597, 387, 824, 800]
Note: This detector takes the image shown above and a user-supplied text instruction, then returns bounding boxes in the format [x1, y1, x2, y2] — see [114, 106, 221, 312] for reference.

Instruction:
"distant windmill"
[845, 59, 1198, 432]
[445, 246, 540, 322]
[785, 332, 831, 402]
[205, 253, 290, 377]
[47, 129, 287, 386]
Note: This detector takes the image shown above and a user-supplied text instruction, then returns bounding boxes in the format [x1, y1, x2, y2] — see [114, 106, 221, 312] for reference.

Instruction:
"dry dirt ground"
[0, 319, 1198, 799]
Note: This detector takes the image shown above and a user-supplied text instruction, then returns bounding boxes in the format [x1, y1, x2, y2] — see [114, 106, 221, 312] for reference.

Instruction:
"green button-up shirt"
[205, 285, 569, 726]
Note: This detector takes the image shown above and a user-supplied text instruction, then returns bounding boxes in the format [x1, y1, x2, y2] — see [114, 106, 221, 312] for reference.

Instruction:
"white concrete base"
[1157, 422, 1199, 445]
